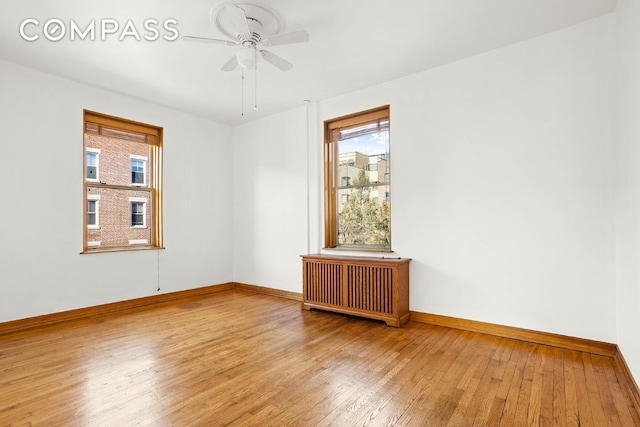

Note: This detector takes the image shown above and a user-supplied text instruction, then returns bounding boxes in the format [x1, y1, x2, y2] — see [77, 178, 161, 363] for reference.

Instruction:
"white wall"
[391, 14, 616, 342]
[232, 14, 617, 342]
[615, 0, 640, 383]
[0, 59, 234, 322]
[232, 107, 309, 292]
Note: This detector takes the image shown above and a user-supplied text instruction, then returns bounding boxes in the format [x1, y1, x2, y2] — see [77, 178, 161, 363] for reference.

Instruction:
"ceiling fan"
[182, 2, 310, 72]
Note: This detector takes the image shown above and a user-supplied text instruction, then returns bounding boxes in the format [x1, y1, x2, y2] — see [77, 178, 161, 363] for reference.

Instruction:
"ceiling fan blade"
[222, 54, 239, 72]
[260, 50, 293, 71]
[181, 35, 237, 46]
[262, 30, 310, 47]
[225, 5, 250, 36]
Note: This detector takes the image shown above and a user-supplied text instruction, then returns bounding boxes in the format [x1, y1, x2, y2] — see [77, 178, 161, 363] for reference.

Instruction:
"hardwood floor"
[1, 290, 638, 426]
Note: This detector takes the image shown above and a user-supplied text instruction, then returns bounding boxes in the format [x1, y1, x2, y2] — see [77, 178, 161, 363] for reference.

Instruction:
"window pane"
[131, 214, 143, 226]
[86, 186, 151, 247]
[132, 171, 144, 184]
[132, 160, 144, 171]
[85, 134, 149, 186]
[335, 118, 390, 248]
[337, 182, 390, 247]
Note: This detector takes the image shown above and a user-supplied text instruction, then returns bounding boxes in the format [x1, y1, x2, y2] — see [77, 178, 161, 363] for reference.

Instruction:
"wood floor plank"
[552, 347, 568, 426]
[527, 345, 545, 426]
[563, 352, 581, 427]
[0, 290, 638, 426]
[572, 351, 597, 426]
[540, 346, 556, 426]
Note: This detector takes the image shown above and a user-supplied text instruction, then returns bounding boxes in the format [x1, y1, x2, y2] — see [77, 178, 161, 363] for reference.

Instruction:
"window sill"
[323, 246, 394, 254]
[81, 245, 165, 255]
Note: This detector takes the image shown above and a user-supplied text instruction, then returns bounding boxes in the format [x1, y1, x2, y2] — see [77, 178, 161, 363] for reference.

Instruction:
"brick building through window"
[83, 111, 162, 252]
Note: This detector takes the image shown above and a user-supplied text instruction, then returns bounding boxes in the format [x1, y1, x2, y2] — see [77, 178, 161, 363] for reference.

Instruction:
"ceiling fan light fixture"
[236, 45, 259, 69]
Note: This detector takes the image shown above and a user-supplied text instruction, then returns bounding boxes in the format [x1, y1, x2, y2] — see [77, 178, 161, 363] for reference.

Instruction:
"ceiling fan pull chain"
[241, 67, 245, 117]
[254, 48, 259, 112]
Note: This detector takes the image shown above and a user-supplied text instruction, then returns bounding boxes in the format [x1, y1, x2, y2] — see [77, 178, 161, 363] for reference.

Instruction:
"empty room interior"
[1, 0, 640, 425]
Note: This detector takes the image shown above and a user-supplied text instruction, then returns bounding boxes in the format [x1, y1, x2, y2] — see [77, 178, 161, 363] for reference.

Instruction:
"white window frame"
[130, 155, 147, 187]
[129, 197, 147, 228]
[87, 194, 100, 229]
[86, 148, 100, 182]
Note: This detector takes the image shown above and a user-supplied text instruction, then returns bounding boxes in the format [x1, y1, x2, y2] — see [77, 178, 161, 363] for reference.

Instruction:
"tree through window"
[324, 106, 390, 250]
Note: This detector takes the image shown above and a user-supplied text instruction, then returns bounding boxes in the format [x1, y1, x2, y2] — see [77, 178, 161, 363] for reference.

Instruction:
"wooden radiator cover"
[301, 254, 411, 327]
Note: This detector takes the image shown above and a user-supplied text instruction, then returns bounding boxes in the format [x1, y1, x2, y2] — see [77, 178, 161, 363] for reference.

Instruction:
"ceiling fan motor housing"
[239, 17, 263, 45]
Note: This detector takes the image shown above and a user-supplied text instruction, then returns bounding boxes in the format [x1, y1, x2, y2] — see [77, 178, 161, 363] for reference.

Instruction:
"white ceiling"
[0, 0, 617, 127]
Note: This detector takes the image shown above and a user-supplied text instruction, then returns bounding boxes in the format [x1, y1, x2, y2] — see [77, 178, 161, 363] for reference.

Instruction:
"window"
[87, 194, 100, 229]
[324, 105, 391, 250]
[130, 199, 146, 227]
[131, 156, 146, 186]
[86, 149, 100, 181]
[87, 200, 97, 225]
[83, 110, 163, 252]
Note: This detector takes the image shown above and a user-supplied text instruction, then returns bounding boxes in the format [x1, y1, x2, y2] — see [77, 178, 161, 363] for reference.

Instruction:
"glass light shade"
[236, 46, 259, 69]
